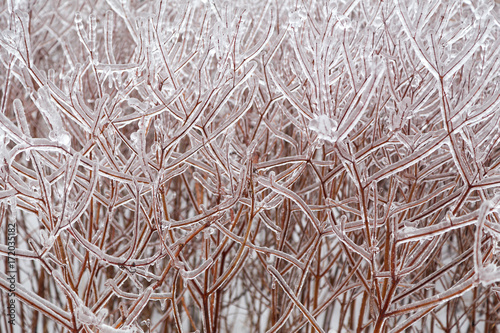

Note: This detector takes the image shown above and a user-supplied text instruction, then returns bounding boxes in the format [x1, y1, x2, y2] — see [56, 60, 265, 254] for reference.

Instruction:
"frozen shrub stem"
[1, 0, 500, 332]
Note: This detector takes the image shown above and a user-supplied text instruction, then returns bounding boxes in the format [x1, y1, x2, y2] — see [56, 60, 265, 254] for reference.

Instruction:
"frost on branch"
[1, 0, 500, 332]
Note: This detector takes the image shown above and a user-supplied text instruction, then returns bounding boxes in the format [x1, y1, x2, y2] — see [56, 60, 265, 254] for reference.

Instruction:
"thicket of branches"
[1, 0, 500, 332]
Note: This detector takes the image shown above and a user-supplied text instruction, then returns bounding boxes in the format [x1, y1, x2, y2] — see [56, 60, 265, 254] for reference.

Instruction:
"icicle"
[33, 86, 70, 147]
[75, 12, 89, 48]
[160, 299, 167, 311]
[89, 14, 97, 55]
[13, 99, 30, 138]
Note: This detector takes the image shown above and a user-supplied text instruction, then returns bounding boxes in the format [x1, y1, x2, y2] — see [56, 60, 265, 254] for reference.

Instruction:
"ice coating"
[0, 0, 499, 332]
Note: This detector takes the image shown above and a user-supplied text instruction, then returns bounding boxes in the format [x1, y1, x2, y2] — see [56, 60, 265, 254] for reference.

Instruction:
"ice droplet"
[160, 299, 167, 311]
[59, 132, 71, 146]
[49, 130, 58, 141]
[49, 129, 71, 147]
[130, 132, 139, 145]
[75, 13, 83, 24]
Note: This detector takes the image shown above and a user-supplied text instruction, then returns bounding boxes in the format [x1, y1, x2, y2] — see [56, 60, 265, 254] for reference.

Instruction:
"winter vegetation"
[1, 0, 500, 332]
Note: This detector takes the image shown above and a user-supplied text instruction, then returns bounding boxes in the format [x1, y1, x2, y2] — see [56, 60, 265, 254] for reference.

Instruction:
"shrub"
[1, 0, 500, 332]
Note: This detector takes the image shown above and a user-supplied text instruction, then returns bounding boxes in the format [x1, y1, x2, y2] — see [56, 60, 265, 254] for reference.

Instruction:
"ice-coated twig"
[0, 271, 73, 329]
[267, 266, 326, 333]
[1, 0, 500, 332]
[179, 258, 213, 280]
